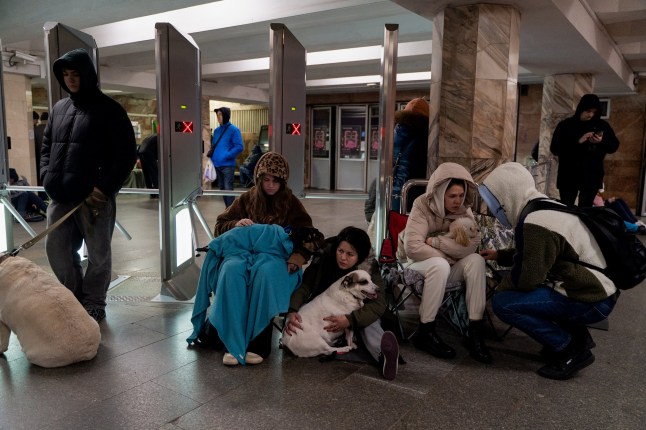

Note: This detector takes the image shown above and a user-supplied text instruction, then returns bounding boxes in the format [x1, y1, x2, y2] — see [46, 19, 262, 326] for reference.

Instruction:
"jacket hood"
[574, 93, 602, 120]
[424, 162, 477, 218]
[53, 48, 99, 96]
[481, 162, 546, 228]
[214, 107, 231, 124]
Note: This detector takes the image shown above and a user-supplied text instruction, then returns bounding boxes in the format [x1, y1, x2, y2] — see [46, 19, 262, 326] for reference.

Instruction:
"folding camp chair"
[379, 180, 469, 340]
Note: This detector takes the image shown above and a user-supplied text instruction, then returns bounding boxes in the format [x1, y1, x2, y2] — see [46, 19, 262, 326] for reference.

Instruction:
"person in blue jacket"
[209, 106, 244, 207]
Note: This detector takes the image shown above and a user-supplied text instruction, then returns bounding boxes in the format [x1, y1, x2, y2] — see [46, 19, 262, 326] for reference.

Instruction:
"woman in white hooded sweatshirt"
[401, 162, 491, 363]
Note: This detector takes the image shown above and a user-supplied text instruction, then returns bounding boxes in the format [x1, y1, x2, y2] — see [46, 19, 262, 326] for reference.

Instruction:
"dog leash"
[0, 202, 83, 263]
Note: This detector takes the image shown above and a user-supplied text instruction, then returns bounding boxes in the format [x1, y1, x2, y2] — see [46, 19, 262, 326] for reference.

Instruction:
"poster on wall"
[312, 127, 329, 158]
[369, 126, 379, 160]
[340, 125, 362, 159]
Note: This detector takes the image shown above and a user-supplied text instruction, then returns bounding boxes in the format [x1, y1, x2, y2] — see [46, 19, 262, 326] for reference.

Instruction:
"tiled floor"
[2, 192, 646, 429]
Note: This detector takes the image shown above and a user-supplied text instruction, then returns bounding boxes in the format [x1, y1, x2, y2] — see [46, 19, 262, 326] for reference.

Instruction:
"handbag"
[203, 159, 217, 182]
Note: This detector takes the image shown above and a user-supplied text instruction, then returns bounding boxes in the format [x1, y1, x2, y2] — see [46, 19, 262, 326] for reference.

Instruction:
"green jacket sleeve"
[348, 258, 387, 329]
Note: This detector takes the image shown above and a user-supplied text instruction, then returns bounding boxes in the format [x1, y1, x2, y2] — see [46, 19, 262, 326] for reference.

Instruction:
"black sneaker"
[537, 349, 595, 380]
[379, 331, 399, 380]
[86, 308, 106, 322]
[23, 213, 44, 222]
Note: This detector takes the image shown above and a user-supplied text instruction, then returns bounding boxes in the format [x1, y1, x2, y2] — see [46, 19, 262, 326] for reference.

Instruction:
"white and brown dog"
[444, 216, 480, 247]
[0, 256, 101, 368]
[281, 269, 379, 358]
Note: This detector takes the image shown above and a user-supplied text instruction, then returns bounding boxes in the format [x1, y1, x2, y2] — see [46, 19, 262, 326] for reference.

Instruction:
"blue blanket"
[187, 224, 302, 364]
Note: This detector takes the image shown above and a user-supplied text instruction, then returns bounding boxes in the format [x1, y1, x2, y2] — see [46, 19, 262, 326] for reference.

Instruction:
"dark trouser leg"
[247, 323, 273, 358]
[216, 166, 236, 207]
[606, 200, 638, 223]
[26, 192, 48, 213]
[492, 287, 616, 352]
[11, 194, 29, 216]
[46, 201, 84, 299]
[557, 187, 578, 206]
[577, 187, 598, 208]
[78, 197, 117, 310]
[139, 151, 159, 190]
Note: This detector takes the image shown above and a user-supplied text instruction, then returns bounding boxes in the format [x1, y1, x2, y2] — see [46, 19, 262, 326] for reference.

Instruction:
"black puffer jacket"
[40, 48, 137, 204]
[549, 94, 619, 191]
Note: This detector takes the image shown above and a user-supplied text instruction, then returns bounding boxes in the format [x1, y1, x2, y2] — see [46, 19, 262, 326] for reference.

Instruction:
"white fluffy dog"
[281, 269, 379, 358]
[0, 256, 101, 368]
[444, 216, 480, 247]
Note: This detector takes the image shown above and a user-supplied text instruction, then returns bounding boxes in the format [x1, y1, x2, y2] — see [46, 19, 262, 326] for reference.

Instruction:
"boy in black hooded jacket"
[40, 48, 137, 322]
[550, 93, 619, 207]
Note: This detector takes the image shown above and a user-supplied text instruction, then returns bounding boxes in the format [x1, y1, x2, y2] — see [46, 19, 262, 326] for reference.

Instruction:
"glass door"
[366, 105, 380, 187]
[336, 106, 367, 191]
[310, 107, 333, 189]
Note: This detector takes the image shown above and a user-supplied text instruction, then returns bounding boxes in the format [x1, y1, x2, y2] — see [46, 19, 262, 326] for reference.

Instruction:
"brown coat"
[213, 185, 312, 236]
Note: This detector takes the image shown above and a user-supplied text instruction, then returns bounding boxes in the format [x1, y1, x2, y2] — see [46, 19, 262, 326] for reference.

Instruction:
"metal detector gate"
[374, 24, 399, 249]
[269, 23, 306, 197]
[43, 22, 99, 111]
[0, 39, 12, 252]
[155, 23, 202, 300]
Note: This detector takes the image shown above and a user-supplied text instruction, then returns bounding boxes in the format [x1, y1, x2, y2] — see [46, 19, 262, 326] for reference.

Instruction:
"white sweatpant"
[406, 253, 487, 323]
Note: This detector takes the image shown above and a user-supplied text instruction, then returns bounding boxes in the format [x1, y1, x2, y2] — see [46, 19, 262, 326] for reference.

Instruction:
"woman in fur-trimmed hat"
[213, 151, 313, 236]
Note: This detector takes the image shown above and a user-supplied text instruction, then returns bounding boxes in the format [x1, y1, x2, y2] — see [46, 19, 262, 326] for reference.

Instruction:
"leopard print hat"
[254, 151, 290, 183]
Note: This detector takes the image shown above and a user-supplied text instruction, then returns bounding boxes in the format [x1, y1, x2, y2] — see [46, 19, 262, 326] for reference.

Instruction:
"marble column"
[3, 73, 36, 184]
[538, 73, 594, 196]
[429, 4, 520, 184]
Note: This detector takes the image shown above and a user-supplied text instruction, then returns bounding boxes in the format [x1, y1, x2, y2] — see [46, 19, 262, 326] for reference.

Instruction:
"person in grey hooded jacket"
[40, 48, 137, 322]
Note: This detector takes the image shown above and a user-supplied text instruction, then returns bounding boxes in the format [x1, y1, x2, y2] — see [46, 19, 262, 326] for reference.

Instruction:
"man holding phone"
[550, 93, 619, 207]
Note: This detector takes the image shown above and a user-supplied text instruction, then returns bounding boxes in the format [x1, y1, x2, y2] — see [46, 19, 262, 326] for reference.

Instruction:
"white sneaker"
[637, 220, 646, 227]
[222, 352, 239, 366]
[245, 352, 264, 364]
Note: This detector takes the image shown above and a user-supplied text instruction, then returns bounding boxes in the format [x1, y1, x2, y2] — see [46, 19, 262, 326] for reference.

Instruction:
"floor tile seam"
[148, 379, 208, 410]
[355, 373, 428, 397]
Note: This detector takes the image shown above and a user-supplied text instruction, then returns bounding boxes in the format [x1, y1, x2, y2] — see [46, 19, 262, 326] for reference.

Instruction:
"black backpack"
[520, 199, 646, 290]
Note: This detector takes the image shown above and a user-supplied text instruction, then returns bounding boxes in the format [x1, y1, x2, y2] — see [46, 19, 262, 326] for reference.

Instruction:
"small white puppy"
[282, 269, 379, 357]
[0, 256, 101, 368]
[444, 216, 480, 247]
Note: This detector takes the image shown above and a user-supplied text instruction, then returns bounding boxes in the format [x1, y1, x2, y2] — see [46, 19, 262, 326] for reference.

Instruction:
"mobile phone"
[594, 130, 604, 138]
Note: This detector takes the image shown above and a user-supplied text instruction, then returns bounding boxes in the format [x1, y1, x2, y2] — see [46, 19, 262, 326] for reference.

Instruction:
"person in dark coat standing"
[137, 132, 159, 197]
[40, 48, 137, 322]
[33, 111, 48, 187]
[364, 97, 429, 221]
[550, 94, 619, 207]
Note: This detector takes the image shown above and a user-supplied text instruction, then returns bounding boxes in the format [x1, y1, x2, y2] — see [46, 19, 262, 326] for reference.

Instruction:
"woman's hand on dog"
[285, 312, 303, 335]
[323, 315, 349, 333]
